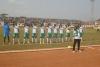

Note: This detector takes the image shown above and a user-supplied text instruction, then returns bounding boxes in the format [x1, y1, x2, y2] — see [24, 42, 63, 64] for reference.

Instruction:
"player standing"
[59, 24, 64, 43]
[23, 24, 30, 44]
[47, 24, 52, 44]
[40, 24, 45, 44]
[32, 24, 37, 43]
[3, 19, 10, 45]
[13, 23, 20, 45]
[53, 24, 58, 43]
[65, 28, 71, 42]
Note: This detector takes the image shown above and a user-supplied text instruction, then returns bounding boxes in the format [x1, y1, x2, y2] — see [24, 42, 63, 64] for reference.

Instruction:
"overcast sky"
[0, 0, 100, 21]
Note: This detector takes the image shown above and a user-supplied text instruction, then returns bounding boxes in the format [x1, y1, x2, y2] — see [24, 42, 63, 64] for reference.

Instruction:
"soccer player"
[13, 23, 20, 45]
[23, 24, 30, 44]
[32, 24, 37, 43]
[59, 24, 64, 43]
[40, 24, 45, 44]
[73, 26, 82, 52]
[53, 24, 58, 43]
[65, 28, 71, 42]
[47, 23, 52, 44]
[3, 20, 10, 45]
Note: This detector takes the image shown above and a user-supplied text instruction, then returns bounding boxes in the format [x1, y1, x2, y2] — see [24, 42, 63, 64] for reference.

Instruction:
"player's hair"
[58, 24, 61, 28]
[54, 24, 56, 27]
[40, 23, 44, 27]
[74, 26, 79, 31]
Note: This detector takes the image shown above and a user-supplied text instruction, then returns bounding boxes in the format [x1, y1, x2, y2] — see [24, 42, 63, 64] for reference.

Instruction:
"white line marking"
[0, 47, 67, 54]
[0, 45, 99, 54]
[89, 45, 100, 47]
[87, 47, 95, 49]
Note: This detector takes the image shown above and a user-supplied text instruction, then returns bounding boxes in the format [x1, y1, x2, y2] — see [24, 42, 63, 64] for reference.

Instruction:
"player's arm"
[8, 25, 10, 31]
[18, 28, 19, 33]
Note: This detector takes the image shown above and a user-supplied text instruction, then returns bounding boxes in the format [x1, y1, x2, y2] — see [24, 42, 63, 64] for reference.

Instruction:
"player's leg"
[58, 33, 61, 43]
[55, 33, 57, 43]
[73, 39, 77, 51]
[77, 39, 81, 52]
[47, 33, 50, 44]
[40, 38, 41, 44]
[27, 33, 30, 44]
[23, 38, 26, 44]
[66, 33, 70, 42]
[61, 34, 64, 43]
[23, 33, 26, 44]
[80, 33, 83, 42]
[49, 33, 52, 44]
[58, 34, 60, 43]
[67, 33, 69, 42]
[59, 33, 62, 43]
[42, 33, 45, 44]
[66, 36, 68, 42]
[7, 35, 10, 44]
[13, 33, 15, 45]
[32, 33, 34, 43]
[50, 38, 52, 44]
[64, 31, 66, 42]
[52, 33, 54, 43]
[32, 33, 36, 43]
[54, 34, 56, 43]
[53, 33, 54, 43]
[56, 34, 58, 43]
[34, 33, 37, 43]
[47, 37, 49, 44]
[35, 38, 37, 43]
[34, 37, 37, 43]
[18, 39, 20, 45]
[17, 33, 20, 45]
[43, 38, 44, 44]
[3, 34, 6, 45]
[27, 38, 30, 44]
[40, 33, 42, 44]
[66, 33, 68, 41]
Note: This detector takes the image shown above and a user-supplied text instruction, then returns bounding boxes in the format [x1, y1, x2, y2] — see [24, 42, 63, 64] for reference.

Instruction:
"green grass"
[0, 27, 100, 51]
[82, 28, 100, 45]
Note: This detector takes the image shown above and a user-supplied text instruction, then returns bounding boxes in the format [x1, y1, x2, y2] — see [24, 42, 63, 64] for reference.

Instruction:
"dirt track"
[0, 46, 100, 67]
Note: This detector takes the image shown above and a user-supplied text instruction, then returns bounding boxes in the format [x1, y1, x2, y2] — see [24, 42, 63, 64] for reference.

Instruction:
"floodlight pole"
[90, 0, 95, 24]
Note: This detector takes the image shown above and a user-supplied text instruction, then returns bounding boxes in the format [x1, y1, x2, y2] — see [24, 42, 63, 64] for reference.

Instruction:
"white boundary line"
[88, 45, 100, 47]
[0, 45, 100, 54]
[0, 47, 67, 54]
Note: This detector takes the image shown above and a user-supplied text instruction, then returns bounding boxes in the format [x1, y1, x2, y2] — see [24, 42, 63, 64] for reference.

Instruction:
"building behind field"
[95, 19, 100, 25]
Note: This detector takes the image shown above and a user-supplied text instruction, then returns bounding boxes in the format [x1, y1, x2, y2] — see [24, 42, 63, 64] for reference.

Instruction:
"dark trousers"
[4, 36, 10, 43]
[73, 39, 81, 51]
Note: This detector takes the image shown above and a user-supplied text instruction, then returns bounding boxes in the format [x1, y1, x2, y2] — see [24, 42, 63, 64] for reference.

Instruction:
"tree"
[0, 13, 8, 18]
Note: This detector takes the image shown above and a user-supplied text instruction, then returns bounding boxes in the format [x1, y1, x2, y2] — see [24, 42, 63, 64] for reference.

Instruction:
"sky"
[0, 0, 100, 21]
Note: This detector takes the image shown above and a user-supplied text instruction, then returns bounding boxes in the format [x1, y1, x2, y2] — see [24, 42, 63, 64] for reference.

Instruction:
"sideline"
[0, 45, 100, 54]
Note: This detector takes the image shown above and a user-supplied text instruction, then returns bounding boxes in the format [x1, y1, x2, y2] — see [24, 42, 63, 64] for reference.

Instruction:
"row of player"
[3, 22, 83, 45]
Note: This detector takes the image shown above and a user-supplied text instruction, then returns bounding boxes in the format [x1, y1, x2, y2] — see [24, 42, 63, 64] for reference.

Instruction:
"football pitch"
[0, 27, 100, 51]
[0, 27, 100, 67]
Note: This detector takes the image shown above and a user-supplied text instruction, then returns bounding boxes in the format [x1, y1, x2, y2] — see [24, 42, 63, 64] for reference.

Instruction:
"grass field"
[0, 26, 100, 51]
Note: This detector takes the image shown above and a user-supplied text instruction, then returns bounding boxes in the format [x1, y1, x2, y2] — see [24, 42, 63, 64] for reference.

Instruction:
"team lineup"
[1, 18, 83, 52]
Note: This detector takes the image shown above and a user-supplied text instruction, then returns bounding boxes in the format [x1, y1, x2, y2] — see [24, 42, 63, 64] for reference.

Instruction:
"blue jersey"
[3, 22, 10, 36]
